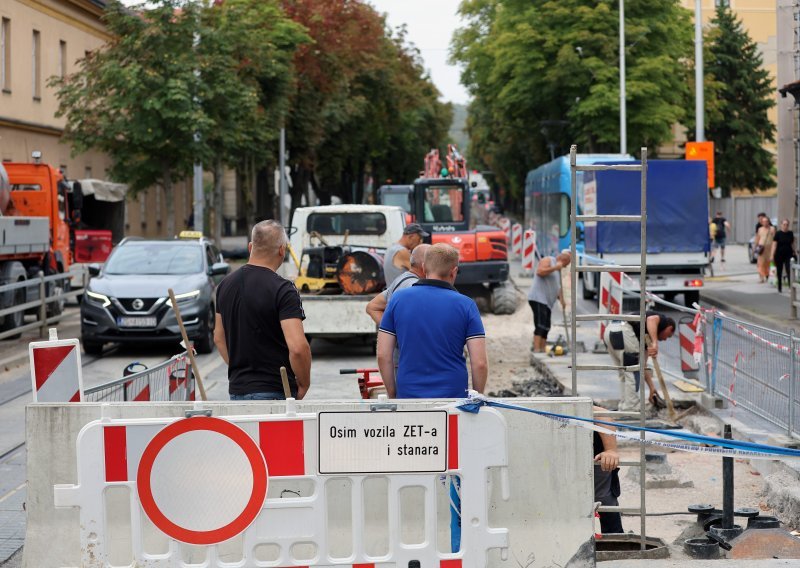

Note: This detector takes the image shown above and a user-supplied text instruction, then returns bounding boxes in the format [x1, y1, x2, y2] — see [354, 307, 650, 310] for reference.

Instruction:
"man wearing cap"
[383, 223, 429, 286]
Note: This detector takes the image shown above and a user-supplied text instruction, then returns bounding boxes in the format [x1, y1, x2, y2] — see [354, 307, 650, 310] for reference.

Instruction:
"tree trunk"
[162, 168, 176, 237]
[213, 159, 224, 246]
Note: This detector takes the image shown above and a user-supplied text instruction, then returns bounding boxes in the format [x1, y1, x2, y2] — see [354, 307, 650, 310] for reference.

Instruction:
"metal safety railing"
[83, 352, 195, 403]
[703, 309, 800, 439]
[790, 260, 800, 319]
[0, 266, 88, 341]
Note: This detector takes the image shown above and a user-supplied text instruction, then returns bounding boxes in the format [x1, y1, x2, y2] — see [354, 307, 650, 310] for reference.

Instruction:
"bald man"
[366, 243, 430, 325]
[214, 220, 311, 400]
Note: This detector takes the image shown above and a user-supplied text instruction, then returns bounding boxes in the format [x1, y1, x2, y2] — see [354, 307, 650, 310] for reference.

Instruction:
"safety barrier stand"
[29, 328, 83, 403]
[54, 403, 510, 567]
[520, 230, 536, 276]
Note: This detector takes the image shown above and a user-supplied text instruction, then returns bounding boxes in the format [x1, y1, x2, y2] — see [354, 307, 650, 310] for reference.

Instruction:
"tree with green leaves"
[691, 5, 775, 195]
[451, 0, 694, 204]
[199, 0, 307, 241]
[51, 0, 207, 236]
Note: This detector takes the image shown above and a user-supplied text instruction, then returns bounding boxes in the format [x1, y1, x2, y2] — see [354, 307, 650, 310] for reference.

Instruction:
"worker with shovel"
[603, 312, 675, 413]
[528, 251, 571, 352]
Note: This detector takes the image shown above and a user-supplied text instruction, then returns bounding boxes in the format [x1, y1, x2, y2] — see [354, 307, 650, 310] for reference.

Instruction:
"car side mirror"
[210, 262, 230, 276]
[88, 263, 101, 277]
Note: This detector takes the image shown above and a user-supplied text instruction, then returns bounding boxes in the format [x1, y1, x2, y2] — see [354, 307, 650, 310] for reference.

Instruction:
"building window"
[32, 30, 41, 100]
[84, 166, 92, 179]
[59, 40, 67, 78]
[715, 0, 730, 7]
[1, 18, 10, 92]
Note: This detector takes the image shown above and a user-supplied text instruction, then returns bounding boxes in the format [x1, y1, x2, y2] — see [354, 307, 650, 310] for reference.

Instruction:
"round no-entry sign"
[136, 416, 268, 545]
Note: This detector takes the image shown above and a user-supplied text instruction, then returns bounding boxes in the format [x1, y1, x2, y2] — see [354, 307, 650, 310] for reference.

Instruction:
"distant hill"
[448, 103, 469, 156]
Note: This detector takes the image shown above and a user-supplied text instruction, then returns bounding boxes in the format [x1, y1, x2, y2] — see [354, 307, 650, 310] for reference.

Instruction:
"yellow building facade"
[0, 0, 192, 238]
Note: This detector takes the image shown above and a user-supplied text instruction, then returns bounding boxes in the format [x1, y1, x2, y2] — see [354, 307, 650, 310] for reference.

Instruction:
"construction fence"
[606, 271, 800, 440]
[83, 352, 195, 403]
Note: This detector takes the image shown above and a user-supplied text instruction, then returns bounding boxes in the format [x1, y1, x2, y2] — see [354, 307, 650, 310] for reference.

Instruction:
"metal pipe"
[570, 145, 578, 396]
[790, 329, 796, 438]
[722, 424, 734, 529]
[639, 147, 648, 550]
[279, 127, 288, 227]
[694, 0, 705, 141]
[619, 0, 627, 153]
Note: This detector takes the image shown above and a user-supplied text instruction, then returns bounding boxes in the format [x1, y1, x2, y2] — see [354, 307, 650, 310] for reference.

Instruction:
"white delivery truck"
[286, 204, 406, 346]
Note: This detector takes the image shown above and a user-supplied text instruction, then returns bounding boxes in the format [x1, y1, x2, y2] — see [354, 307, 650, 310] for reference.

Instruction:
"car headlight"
[86, 290, 111, 307]
[169, 290, 201, 307]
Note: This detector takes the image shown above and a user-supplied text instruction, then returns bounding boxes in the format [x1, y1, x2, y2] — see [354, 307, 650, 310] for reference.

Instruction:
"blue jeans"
[230, 392, 287, 400]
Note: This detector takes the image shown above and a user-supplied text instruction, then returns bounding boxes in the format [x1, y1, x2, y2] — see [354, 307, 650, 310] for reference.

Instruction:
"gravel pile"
[488, 375, 564, 398]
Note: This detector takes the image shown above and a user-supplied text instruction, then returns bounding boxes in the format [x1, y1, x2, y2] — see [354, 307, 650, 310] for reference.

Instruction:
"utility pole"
[279, 127, 288, 227]
[619, 0, 627, 154]
[192, 18, 204, 235]
[695, 0, 705, 142]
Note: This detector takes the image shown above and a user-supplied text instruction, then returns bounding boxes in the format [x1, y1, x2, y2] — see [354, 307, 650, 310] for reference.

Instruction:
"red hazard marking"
[680, 334, 694, 353]
[259, 421, 305, 476]
[448, 414, 459, 470]
[609, 297, 620, 315]
[600, 288, 609, 307]
[137, 417, 268, 546]
[32, 345, 75, 390]
[69, 391, 80, 402]
[441, 560, 463, 567]
[104, 426, 128, 482]
[353, 564, 376, 568]
[611, 271, 622, 284]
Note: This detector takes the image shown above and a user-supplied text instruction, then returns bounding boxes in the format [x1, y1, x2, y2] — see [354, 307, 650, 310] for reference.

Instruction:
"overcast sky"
[368, 0, 469, 105]
[120, 0, 470, 105]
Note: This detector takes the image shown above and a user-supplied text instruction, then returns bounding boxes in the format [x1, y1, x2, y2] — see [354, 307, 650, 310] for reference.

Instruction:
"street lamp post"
[695, 0, 705, 142]
[619, 0, 626, 154]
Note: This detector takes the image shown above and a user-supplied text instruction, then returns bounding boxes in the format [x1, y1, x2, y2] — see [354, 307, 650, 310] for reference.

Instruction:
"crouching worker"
[603, 312, 675, 412]
[593, 406, 622, 534]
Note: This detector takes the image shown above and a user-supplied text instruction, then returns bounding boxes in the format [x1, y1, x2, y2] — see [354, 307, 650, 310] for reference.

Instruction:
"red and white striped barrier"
[499, 217, 512, 246]
[521, 230, 536, 274]
[679, 317, 700, 374]
[55, 408, 510, 566]
[29, 329, 83, 403]
[511, 223, 523, 258]
[598, 271, 623, 338]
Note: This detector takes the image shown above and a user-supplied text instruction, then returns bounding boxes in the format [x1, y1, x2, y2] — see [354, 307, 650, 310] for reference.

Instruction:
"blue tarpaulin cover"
[584, 160, 710, 254]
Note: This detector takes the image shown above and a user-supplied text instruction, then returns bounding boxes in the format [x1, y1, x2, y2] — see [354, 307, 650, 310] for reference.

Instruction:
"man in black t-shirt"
[214, 220, 311, 400]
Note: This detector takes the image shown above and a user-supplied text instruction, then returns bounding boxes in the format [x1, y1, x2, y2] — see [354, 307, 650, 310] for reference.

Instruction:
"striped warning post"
[521, 230, 536, 274]
[499, 217, 511, 246]
[598, 271, 623, 338]
[511, 223, 523, 258]
[679, 317, 700, 374]
[28, 332, 83, 402]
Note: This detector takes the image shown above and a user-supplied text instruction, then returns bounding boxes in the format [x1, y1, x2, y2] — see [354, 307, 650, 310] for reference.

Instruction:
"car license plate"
[117, 317, 157, 328]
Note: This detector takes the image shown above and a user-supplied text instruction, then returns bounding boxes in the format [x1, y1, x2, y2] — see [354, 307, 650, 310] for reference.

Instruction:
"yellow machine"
[289, 231, 342, 293]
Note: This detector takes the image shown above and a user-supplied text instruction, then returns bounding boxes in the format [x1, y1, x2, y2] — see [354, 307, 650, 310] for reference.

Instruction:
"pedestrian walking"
[528, 251, 570, 352]
[710, 211, 730, 264]
[602, 311, 675, 412]
[376, 243, 487, 554]
[755, 215, 776, 283]
[772, 219, 796, 293]
[383, 223, 429, 285]
[214, 220, 311, 400]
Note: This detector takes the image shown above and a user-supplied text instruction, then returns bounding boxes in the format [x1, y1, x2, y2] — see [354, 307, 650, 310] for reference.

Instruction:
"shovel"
[646, 337, 676, 420]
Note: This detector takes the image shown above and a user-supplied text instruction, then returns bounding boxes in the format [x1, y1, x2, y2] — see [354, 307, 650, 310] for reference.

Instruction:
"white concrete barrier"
[24, 399, 596, 568]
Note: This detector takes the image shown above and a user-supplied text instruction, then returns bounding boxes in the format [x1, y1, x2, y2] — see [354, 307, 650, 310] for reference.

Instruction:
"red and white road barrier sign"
[511, 223, 523, 258]
[499, 217, 511, 245]
[679, 317, 700, 374]
[29, 329, 83, 403]
[598, 271, 623, 338]
[55, 408, 510, 566]
[521, 230, 536, 274]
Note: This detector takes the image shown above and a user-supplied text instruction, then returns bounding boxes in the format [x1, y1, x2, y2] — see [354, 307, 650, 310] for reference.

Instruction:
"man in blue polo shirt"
[377, 243, 488, 554]
[377, 243, 488, 398]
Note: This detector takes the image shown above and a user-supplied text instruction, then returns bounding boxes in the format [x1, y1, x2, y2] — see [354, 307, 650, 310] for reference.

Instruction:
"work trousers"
[775, 253, 792, 293]
[594, 465, 623, 533]
[603, 322, 642, 412]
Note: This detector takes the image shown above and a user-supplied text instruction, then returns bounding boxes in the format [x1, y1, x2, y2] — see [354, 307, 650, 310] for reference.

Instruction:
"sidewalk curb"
[700, 293, 797, 334]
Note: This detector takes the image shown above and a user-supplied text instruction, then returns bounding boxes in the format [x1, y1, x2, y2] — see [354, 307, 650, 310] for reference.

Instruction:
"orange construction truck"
[0, 155, 120, 333]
